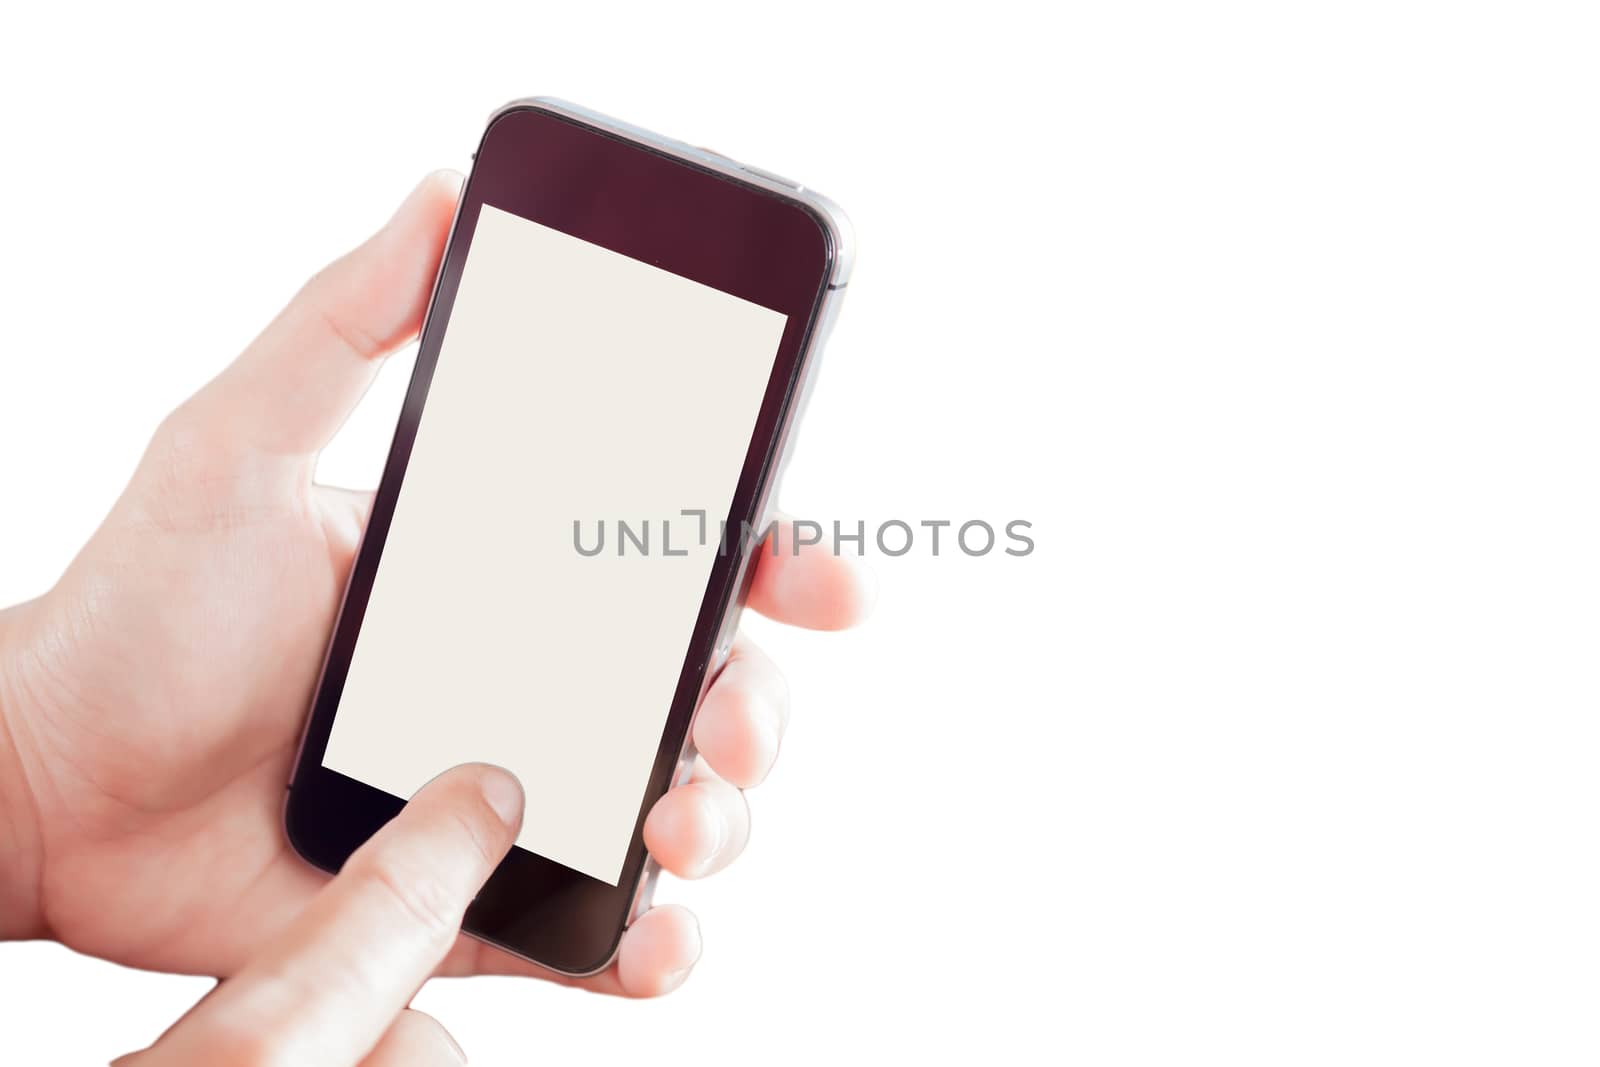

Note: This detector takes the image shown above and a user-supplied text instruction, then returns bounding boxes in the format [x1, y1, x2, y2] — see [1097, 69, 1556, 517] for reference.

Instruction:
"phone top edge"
[489, 96, 855, 289]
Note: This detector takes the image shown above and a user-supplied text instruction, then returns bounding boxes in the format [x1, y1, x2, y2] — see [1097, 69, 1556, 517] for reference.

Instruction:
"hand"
[115, 763, 526, 1065]
[0, 172, 873, 996]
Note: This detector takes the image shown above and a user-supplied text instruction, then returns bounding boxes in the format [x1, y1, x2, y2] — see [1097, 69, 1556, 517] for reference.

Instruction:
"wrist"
[0, 601, 47, 941]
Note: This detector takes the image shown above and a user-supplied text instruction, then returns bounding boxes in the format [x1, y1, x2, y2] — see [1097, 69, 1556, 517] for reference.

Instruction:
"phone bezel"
[284, 102, 838, 976]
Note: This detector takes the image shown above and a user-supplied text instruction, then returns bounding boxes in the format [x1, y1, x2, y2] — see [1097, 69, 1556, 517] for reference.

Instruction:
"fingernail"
[479, 767, 524, 827]
[853, 560, 880, 619]
[757, 698, 784, 767]
[663, 916, 703, 990]
[438, 1026, 468, 1064]
[695, 793, 727, 876]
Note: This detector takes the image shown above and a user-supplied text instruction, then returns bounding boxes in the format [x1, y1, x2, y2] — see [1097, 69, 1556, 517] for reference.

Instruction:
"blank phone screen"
[322, 203, 787, 885]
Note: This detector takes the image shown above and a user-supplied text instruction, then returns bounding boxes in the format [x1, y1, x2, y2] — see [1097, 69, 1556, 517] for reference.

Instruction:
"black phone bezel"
[284, 103, 836, 975]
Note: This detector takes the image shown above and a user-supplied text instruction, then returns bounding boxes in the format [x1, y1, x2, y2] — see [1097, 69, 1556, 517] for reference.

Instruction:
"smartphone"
[284, 98, 852, 975]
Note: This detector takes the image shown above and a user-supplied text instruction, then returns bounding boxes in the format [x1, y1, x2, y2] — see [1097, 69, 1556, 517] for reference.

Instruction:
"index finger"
[124, 764, 523, 1066]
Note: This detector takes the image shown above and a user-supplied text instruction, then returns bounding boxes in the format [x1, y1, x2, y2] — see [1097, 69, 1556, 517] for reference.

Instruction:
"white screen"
[323, 204, 787, 885]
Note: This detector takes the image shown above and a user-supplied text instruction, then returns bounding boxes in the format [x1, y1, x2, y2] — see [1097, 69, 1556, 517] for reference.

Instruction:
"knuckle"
[300, 265, 384, 362]
[149, 406, 210, 474]
[139, 409, 219, 511]
[444, 799, 501, 871]
[134, 406, 259, 531]
[356, 846, 463, 941]
[201, 1020, 289, 1067]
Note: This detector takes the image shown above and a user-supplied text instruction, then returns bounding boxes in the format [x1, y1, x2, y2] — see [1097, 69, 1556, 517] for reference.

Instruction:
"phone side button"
[741, 162, 803, 192]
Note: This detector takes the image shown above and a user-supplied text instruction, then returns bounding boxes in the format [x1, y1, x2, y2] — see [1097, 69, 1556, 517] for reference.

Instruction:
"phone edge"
[284, 97, 853, 978]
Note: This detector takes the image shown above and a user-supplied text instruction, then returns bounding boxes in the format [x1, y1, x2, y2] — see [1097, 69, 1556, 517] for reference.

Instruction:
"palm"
[26, 434, 353, 974]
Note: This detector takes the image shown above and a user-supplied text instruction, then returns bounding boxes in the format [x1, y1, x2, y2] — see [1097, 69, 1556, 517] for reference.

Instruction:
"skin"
[115, 765, 530, 1065]
[0, 171, 873, 1061]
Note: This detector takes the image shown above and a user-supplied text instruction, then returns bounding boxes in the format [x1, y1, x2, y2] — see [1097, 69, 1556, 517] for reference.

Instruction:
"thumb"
[189, 170, 461, 457]
[115, 763, 522, 1066]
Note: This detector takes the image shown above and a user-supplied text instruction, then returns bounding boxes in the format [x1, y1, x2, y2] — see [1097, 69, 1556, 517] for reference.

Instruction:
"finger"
[643, 768, 750, 879]
[692, 636, 789, 787]
[615, 903, 703, 996]
[316, 484, 376, 561]
[129, 764, 522, 1067]
[746, 513, 877, 630]
[360, 1009, 465, 1067]
[451, 903, 702, 998]
[189, 170, 461, 456]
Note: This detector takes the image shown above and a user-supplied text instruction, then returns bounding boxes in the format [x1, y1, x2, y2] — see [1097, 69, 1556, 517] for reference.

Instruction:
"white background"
[0, 2, 1595, 1063]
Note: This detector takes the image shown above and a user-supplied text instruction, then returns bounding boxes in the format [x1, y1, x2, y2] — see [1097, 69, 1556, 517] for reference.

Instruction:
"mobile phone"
[284, 98, 852, 975]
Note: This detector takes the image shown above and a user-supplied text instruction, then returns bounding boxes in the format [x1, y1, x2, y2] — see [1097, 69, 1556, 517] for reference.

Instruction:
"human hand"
[114, 763, 524, 1065]
[0, 172, 873, 996]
